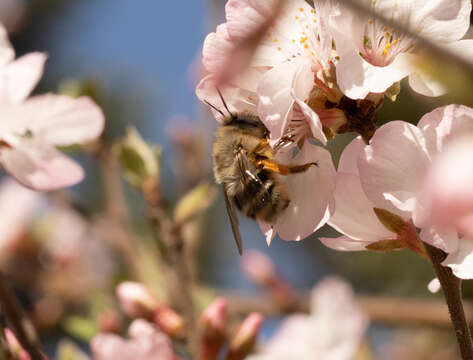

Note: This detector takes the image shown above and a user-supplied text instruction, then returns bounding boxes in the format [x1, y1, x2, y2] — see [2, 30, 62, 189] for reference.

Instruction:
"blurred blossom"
[247, 277, 367, 360]
[116, 282, 159, 319]
[227, 312, 263, 360]
[98, 310, 123, 334]
[91, 319, 176, 360]
[0, 24, 105, 190]
[328, 0, 473, 99]
[323, 105, 473, 278]
[422, 135, 473, 239]
[0, 0, 27, 34]
[241, 250, 296, 308]
[198, 298, 228, 360]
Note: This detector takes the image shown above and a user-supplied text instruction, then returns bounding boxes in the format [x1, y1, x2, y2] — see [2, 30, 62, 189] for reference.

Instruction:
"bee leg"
[257, 159, 318, 175]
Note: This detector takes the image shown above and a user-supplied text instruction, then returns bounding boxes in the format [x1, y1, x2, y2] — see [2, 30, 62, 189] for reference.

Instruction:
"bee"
[207, 92, 318, 255]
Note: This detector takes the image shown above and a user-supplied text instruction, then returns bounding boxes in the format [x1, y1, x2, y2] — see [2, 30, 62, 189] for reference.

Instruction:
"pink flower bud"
[5, 328, 30, 360]
[116, 282, 159, 319]
[153, 306, 185, 339]
[198, 298, 227, 360]
[226, 313, 263, 360]
[98, 310, 122, 333]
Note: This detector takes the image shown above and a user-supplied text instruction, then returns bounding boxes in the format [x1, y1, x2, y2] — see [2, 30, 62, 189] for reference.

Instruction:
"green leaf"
[373, 208, 406, 234]
[62, 317, 98, 343]
[174, 182, 217, 224]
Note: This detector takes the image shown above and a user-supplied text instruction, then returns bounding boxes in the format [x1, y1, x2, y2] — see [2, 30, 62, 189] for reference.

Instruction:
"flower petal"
[0, 52, 46, 103]
[419, 226, 459, 254]
[358, 121, 429, 219]
[319, 236, 371, 251]
[2, 140, 85, 191]
[335, 51, 413, 100]
[442, 238, 473, 279]
[337, 136, 365, 175]
[408, 71, 446, 97]
[329, 172, 395, 243]
[0, 24, 14, 66]
[257, 59, 312, 143]
[273, 141, 335, 241]
[19, 94, 105, 146]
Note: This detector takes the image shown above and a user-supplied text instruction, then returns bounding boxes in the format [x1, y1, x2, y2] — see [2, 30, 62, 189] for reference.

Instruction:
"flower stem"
[425, 243, 473, 360]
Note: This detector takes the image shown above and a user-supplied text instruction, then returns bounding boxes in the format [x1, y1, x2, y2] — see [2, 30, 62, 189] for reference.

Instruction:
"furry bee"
[208, 93, 317, 255]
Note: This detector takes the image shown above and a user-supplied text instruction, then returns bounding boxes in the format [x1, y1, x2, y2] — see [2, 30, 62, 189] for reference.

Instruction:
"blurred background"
[3, 0, 473, 358]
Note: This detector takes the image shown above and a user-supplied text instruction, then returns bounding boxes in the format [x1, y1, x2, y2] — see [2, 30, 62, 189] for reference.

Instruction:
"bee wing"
[222, 184, 243, 256]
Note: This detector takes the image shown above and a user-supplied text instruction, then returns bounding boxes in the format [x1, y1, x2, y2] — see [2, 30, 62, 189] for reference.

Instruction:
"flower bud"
[153, 306, 185, 339]
[226, 313, 263, 360]
[113, 127, 162, 190]
[98, 310, 122, 334]
[198, 298, 227, 360]
[116, 282, 159, 319]
[5, 328, 30, 360]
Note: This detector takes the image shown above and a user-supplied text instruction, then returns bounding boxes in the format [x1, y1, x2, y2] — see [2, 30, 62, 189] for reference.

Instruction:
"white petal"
[274, 141, 335, 241]
[358, 121, 429, 218]
[413, 0, 471, 42]
[408, 71, 447, 97]
[319, 236, 371, 251]
[0, 52, 46, 103]
[427, 278, 441, 293]
[329, 173, 396, 242]
[442, 238, 473, 279]
[419, 226, 459, 254]
[2, 140, 84, 191]
[336, 51, 413, 100]
[19, 94, 105, 146]
[257, 59, 312, 143]
[0, 24, 14, 66]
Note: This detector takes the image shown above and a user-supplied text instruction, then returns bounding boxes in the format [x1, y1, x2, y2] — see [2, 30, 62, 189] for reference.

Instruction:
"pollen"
[299, 7, 304, 11]
[311, 9, 315, 13]
[382, 42, 392, 56]
[277, 47, 281, 51]
[304, 44, 309, 49]
[295, 15, 299, 19]
[305, 25, 309, 29]
[300, 36, 308, 44]
[273, 38, 278, 43]
[292, 39, 295, 43]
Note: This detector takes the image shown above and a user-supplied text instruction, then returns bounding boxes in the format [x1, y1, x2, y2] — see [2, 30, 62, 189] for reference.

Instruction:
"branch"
[425, 243, 473, 360]
[0, 271, 46, 360]
[219, 290, 473, 328]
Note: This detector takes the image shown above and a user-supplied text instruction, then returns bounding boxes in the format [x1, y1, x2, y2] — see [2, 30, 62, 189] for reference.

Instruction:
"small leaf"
[365, 239, 404, 252]
[373, 208, 406, 234]
[56, 340, 90, 360]
[385, 81, 401, 102]
[113, 127, 162, 189]
[174, 182, 218, 224]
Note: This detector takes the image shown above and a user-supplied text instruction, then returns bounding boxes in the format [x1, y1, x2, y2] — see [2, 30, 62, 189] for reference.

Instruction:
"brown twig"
[0, 271, 46, 360]
[425, 243, 473, 360]
[219, 289, 473, 329]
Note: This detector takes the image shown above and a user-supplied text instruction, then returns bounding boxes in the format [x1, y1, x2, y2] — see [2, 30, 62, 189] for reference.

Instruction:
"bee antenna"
[216, 88, 234, 118]
[203, 100, 226, 118]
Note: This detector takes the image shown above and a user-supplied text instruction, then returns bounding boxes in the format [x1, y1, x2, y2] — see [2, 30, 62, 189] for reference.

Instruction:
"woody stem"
[425, 243, 473, 360]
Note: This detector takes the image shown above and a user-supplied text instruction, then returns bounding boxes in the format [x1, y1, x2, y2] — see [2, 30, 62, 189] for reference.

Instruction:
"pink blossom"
[247, 277, 368, 360]
[0, 25, 105, 190]
[423, 135, 473, 239]
[91, 320, 176, 360]
[116, 282, 159, 319]
[328, 0, 473, 99]
[324, 105, 473, 278]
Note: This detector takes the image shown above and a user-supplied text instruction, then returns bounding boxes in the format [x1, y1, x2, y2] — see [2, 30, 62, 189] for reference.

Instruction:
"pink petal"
[337, 136, 365, 175]
[273, 141, 335, 241]
[195, 75, 258, 123]
[257, 59, 312, 143]
[329, 173, 395, 242]
[2, 140, 84, 191]
[319, 236, 371, 251]
[259, 220, 275, 246]
[423, 135, 473, 232]
[19, 94, 105, 146]
[202, 23, 234, 75]
[1, 52, 46, 103]
[442, 238, 473, 279]
[358, 121, 429, 219]
[408, 71, 446, 97]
